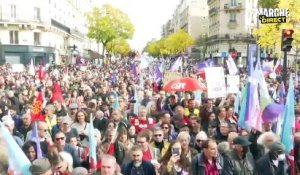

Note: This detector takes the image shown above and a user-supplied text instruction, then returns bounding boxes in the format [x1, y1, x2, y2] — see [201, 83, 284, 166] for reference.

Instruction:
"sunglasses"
[162, 127, 169, 129]
[154, 134, 162, 137]
[196, 139, 204, 143]
[56, 137, 65, 141]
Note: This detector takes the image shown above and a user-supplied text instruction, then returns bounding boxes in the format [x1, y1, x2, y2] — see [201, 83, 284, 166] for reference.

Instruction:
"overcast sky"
[96, 0, 181, 51]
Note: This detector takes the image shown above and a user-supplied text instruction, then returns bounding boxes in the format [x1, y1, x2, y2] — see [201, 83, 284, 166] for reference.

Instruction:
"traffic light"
[281, 29, 294, 52]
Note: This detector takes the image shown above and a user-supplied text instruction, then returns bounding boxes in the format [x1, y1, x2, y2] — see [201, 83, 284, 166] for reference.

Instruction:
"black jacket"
[122, 160, 156, 175]
[191, 151, 232, 175]
[256, 153, 291, 175]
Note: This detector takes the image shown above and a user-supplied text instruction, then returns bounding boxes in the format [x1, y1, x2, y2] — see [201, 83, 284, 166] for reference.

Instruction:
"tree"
[165, 29, 194, 54]
[254, 0, 300, 55]
[107, 39, 131, 57]
[195, 34, 208, 58]
[86, 5, 134, 62]
[258, 0, 279, 8]
[144, 40, 161, 57]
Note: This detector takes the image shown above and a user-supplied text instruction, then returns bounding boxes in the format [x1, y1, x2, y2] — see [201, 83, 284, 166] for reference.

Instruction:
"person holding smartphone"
[160, 141, 191, 175]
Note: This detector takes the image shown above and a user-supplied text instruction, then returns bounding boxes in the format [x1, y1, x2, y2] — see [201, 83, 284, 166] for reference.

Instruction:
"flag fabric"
[154, 63, 163, 83]
[31, 91, 45, 121]
[130, 63, 139, 80]
[38, 65, 46, 81]
[0, 121, 31, 175]
[234, 93, 240, 114]
[226, 55, 238, 75]
[31, 121, 43, 158]
[133, 86, 140, 115]
[194, 59, 215, 70]
[170, 57, 182, 71]
[112, 91, 119, 110]
[238, 84, 249, 130]
[51, 82, 65, 105]
[88, 114, 97, 170]
[276, 82, 286, 138]
[194, 90, 202, 105]
[140, 56, 149, 69]
[281, 75, 295, 153]
[274, 59, 283, 75]
[280, 75, 295, 175]
[111, 72, 117, 85]
[29, 58, 35, 76]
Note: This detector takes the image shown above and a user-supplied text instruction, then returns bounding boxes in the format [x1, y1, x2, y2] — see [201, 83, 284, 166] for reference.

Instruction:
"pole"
[282, 50, 288, 83]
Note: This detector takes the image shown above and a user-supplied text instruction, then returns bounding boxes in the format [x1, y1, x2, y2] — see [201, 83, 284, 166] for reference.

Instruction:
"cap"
[233, 136, 252, 146]
[62, 117, 73, 125]
[270, 142, 285, 153]
[69, 103, 78, 109]
[30, 158, 51, 174]
[71, 167, 88, 175]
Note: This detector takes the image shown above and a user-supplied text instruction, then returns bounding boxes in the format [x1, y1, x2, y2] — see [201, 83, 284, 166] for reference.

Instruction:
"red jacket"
[130, 117, 156, 133]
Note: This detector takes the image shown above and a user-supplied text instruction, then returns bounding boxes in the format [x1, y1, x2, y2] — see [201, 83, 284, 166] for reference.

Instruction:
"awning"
[88, 50, 102, 59]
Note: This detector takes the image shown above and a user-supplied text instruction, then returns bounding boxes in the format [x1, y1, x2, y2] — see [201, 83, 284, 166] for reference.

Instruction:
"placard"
[11, 64, 24, 72]
[205, 67, 226, 98]
[163, 71, 182, 84]
[226, 75, 240, 93]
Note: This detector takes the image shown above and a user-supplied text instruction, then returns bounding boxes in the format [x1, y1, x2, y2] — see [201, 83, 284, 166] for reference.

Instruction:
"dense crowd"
[0, 57, 299, 175]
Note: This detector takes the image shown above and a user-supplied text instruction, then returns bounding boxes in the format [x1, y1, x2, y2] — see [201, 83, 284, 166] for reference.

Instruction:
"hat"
[62, 117, 73, 125]
[233, 136, 252, 146]
[30, 158, 51, 174]
[270, 142, 285, 153]
[69, 103, 78, 109]
[71, 167, 88, 175]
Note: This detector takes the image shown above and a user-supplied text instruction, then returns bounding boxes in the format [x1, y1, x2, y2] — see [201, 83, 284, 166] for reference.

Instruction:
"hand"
[170, 154, 180, 164]
[81, 130, 87, 135]
[278, 154, 286, 161]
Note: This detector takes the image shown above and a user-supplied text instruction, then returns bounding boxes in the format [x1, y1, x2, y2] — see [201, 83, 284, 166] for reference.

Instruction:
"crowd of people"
[0, 56, 299, 175]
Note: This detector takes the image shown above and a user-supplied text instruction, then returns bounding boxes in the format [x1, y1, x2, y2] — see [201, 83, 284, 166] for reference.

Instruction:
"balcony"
[227, 20, 238, 29]
[224, 3, 242, 12]
[209, 8, 218, 16]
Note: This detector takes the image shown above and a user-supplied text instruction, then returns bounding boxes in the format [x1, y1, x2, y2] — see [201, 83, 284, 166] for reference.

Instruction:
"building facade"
[162, 0, 209, 39]
[0, 0, 99, 65]
[207, 0, 258, 65]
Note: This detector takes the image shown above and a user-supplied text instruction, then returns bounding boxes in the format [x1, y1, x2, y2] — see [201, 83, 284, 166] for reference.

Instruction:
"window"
[230, 12, 237, 22]
[34, 7, 40, 20]
[9, 31, 18, 44]
[34, 32, 41, 45]
[10, 5, 16, 19]
[231, 0, 237, 6]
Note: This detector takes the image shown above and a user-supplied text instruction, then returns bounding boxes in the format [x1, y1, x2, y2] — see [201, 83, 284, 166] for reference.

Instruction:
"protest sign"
[163, 71, 182, 84]
[205, 67, 226, 98]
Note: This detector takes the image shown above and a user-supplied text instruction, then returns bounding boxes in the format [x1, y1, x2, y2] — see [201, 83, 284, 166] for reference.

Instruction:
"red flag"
[38, 65, 46, 80]
[31, 91, 45, 121]
[51, 82, 65, 105]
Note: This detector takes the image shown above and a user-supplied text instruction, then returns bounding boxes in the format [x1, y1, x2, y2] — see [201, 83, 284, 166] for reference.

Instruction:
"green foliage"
[86, 5, 134, 57]
[144, 29, 194, 57]
[107, 39, 131, 57]
[254, 0, 300, 54]
[258, 0, 279, 8]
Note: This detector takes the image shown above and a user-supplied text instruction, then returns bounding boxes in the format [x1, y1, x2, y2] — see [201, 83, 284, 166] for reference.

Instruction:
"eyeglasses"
[55, 137, 65, 141]
[196, 139, 204, 143]
[154, 134, 162, 137]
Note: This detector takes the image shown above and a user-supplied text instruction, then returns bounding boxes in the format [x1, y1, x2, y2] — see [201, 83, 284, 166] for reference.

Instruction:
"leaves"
[106, 39, 131, 57]
[144, 29, 194, 57]
[86, 5, 134, 55]
[254, 0, 300, 53]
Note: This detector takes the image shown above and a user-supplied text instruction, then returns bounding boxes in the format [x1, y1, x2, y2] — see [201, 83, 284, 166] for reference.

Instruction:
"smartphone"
[172, 148, 180, 156]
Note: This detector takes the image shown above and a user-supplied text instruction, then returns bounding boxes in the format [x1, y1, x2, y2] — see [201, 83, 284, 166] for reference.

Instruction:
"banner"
[226, 75, 240, 93]
[11, 64, 24, 72]
[163, 71, 182, 84]
[205, 67, 226, 98]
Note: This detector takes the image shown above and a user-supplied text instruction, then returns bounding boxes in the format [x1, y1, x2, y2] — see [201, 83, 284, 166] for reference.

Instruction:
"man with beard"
[122, 145, 156, 175]
[227, 136, 255, 174]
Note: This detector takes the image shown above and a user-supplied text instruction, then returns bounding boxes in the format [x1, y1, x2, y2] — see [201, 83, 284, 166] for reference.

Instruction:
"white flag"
[226, 55, 238, 75]
[29, 58, 35, 76]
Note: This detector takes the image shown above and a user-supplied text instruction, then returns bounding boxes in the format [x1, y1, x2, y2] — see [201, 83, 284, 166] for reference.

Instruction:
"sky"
[96, 0, 181, 52]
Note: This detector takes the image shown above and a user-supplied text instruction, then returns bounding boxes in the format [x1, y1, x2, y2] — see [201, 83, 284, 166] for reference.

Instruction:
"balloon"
[262, 103, 285, 123]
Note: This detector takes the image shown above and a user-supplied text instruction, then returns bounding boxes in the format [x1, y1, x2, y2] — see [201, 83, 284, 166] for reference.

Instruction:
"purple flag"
[31, 121, 43, 158]
[154, 63, 163, 83]
[130, 63, 138, 80]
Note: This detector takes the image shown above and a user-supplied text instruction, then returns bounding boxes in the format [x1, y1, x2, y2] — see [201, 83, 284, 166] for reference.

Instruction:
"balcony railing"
[224, 3, 242, 12]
